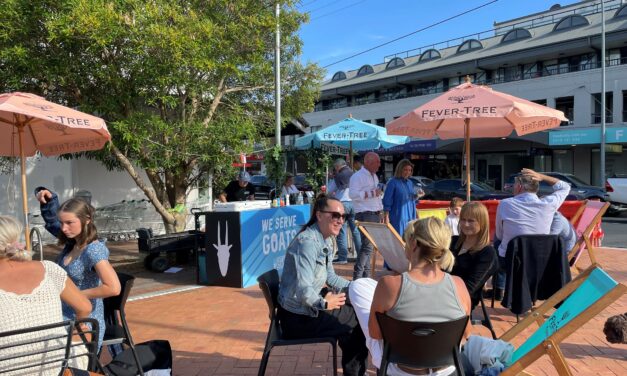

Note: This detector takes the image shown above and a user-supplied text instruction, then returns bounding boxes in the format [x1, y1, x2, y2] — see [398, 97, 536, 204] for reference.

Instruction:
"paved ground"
[77, 241, 627, 376]
[602, 210, 627, 249]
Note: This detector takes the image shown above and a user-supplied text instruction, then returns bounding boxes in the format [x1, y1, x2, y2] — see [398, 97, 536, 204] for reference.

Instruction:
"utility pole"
[600, 0, 606, 187]
[275, 2, 281, 148]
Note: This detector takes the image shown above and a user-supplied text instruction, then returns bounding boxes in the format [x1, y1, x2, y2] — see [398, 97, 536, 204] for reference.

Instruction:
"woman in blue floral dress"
[382, 159, 424, 238]
[35, 187, 120, 350]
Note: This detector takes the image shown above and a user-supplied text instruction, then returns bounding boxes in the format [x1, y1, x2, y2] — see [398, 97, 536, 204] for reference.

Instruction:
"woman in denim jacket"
[278, 195, 368, 376]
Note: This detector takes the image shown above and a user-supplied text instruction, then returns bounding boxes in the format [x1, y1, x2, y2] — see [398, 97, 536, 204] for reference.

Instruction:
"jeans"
[336, 201, 361, 261]
[279, 289, 368, 376]
[495, 255, 508, 290]
[353, 211, 380, 280]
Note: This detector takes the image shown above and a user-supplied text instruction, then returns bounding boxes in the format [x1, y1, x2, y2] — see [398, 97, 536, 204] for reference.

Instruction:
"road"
[601, 211, 627, 249]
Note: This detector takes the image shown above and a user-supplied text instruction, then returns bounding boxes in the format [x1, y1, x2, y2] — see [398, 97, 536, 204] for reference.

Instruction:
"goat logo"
[213, 221, 232, 277]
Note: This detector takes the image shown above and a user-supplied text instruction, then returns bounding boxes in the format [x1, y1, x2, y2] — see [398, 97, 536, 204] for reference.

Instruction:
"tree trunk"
[109, 143, 176, 230]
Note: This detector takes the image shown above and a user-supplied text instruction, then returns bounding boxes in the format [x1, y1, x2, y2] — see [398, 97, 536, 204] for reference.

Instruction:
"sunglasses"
[320, 210, 348, 221]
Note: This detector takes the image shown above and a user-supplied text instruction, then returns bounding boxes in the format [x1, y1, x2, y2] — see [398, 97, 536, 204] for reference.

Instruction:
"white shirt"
[495, 180, 570, 257]
[281, 184, 299, 197]
[445, 214, 459, 236]
[349, 167, 383, 213]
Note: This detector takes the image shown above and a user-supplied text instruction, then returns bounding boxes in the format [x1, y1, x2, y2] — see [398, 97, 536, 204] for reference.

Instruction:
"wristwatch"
[322, 299, 328, 310]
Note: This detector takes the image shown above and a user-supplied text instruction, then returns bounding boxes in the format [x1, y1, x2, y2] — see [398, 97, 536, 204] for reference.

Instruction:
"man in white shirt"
[349, 152, 383, 279]
[493, 168, 570, 299]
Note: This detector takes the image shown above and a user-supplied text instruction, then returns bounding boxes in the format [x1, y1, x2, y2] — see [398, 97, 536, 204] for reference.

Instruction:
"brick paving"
[111, 244, 627, 375]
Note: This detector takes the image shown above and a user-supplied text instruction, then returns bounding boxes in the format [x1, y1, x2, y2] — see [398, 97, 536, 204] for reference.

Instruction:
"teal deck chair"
[499, 266, 626, 376]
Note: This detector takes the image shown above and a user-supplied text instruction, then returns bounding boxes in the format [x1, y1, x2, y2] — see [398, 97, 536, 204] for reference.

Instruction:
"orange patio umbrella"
[387, 78, 567, 201]
[0, 92, 111, 250]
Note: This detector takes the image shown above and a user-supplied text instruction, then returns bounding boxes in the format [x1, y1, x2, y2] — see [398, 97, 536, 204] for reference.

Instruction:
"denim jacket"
[278, 223, 350, 317]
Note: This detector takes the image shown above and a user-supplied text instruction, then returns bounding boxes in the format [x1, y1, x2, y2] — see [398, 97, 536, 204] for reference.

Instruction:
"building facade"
[300, 0, 627, 188]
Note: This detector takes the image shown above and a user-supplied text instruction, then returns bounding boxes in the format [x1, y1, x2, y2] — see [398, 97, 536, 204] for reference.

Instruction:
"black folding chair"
[376, 312, 468, 376]
[101, 272, 143, 376]
[0, 318, 105, 375]
[257, 269, 338, 376]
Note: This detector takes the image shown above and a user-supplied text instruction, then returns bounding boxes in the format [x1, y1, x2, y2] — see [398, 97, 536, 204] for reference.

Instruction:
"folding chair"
[499, 266, 626, 375]
[0, 318, 105, 375]
[256, 269, 338, 376]
[100, 272, 143, 375]
[376, 313, 468, 376]
[566, 200, 609, 271]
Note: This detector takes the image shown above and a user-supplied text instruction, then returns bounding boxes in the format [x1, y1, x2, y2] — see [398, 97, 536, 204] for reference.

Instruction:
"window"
[457, 39, 482, 53]
[331, 71, 346, 82]
[553, 15, 588, 31]
[615, 4, 627, 18]
[385, 57, 405, 70]
[555, 96, 574, 126]
[501, 28, 531, 43]
[419, 49, 441, 62]
[375, 118, 385, 127]
[622, 91, 627, 122]
[592, 92, 613, 124]
[356, 65, 374, 77]
[531, 99, 547, 106]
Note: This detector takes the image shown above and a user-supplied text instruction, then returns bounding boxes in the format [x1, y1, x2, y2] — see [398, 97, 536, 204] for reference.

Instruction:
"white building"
[301, 0, 627, 189]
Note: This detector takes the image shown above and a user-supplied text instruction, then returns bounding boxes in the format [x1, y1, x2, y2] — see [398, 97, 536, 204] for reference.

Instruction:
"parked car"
[294, 174, 314, 192]
[422, 179, 512, 201]
[503, 172, 618, 214]
[408, 176, 434, 189]
[606, 174, 627, 212]
[250, 175, 276, 200]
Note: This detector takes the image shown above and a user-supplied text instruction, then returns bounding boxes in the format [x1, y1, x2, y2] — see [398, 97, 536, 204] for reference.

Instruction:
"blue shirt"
[278, 223, 350, 317]
[382, 177, 417, 237]
[550, 211, 577, 254]
[495, 180, 570, 257]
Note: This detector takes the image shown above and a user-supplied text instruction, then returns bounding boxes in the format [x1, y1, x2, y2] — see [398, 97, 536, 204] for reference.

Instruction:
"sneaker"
[332, 258, 348, 265]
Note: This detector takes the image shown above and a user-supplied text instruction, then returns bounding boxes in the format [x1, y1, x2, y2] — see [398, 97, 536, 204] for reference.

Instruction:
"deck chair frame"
[566, 200, 609, 271]
[357, 221, 406, 275]
[499, 265, 626, 376]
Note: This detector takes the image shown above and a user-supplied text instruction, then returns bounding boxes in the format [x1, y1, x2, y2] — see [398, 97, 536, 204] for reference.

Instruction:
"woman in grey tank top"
[350, 217, 472, 375]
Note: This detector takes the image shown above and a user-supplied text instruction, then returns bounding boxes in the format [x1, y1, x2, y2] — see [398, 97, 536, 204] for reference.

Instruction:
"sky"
[297, 0, 581, 79]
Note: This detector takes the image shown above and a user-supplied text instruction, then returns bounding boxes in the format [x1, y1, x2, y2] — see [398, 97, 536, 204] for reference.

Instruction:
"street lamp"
[600, 0, 606, 187]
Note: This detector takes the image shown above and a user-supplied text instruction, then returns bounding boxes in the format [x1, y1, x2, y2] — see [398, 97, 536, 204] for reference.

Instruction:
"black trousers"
[278, 294, 368, 376]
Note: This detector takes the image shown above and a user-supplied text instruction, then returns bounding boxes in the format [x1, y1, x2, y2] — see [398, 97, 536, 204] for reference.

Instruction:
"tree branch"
[109, 143, 175, 225]
[203, 77, 226, 128]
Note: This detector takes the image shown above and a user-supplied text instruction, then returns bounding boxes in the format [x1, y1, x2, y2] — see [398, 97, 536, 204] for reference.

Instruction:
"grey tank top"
[387, 272, 466, 322]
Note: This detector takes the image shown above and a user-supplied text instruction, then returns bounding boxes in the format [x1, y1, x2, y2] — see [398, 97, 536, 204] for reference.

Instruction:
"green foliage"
[299, 148, 332, 192]
[265, 145, 285, 190]
[0, 0, 323, 220]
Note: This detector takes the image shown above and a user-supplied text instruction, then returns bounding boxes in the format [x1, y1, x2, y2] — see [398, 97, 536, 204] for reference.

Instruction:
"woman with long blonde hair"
[349, 217, 471, 375]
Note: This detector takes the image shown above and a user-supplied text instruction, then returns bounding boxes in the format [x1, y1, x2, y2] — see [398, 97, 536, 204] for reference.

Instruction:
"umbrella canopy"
[387, 80, 567, 200]
[0, 92, 111, 249]
[294, 117, 408, 152]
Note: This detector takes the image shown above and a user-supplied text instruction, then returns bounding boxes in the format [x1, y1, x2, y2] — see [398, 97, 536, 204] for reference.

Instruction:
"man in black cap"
[220, 170, 257, 202]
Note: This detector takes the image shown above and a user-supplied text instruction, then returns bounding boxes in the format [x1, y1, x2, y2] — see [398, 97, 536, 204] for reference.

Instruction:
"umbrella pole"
[349, 141, 353, 170]
[465, 118, 471, 202]
[18, 125, 31, 251]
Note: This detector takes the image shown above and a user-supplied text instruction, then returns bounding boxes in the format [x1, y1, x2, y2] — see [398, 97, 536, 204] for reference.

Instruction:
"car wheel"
[604, 204, 622, 217]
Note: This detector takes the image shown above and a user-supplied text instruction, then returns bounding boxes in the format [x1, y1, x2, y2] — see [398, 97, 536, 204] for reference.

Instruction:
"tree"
[0, 0, 323, 232]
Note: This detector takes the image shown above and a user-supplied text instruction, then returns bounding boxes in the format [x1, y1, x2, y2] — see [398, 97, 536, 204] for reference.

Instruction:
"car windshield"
[470, 182, 492, 191]
[295, 175, 306, 184]
[559, 174, 589, 186]
[250, 175, 267, 185]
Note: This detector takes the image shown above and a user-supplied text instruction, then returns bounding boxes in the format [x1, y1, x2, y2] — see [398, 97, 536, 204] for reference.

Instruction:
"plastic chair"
[101, 272, 143, 375]
[375, 313, 468, 376]
[500, 266, 626, 375]
[257, 269, 338, 376]
[0, 318, 105, 375]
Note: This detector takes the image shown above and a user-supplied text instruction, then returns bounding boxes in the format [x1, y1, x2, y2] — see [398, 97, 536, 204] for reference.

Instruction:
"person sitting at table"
[451, 202, 498, 309]
[280, 173, 300, 197]
[349, 217, 472, 376]
[0, 215, 93, 374]
[219, 170, 257, 202]
[278, 194, 368, 376]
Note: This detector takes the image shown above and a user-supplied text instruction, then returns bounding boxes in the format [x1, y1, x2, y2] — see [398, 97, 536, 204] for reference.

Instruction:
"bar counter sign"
[198, 205, 310, 288]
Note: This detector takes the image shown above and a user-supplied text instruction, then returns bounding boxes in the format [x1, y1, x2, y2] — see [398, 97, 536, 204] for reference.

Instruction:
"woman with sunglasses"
[278, 194, 368, 376]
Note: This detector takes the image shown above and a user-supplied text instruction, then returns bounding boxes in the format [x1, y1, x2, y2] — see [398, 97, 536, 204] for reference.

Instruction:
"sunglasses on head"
[319, 210, 348, 221]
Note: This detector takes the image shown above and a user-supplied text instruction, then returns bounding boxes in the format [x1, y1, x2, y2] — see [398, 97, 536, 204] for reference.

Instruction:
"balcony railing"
[591, 113, 614, 124]
[315, 58, 627, 112]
